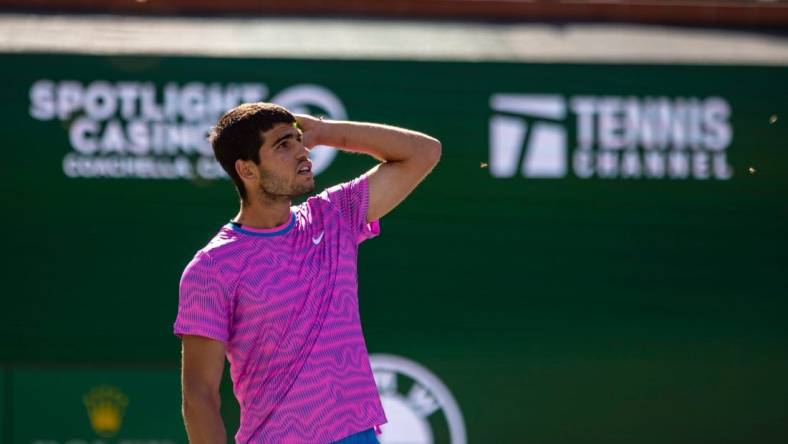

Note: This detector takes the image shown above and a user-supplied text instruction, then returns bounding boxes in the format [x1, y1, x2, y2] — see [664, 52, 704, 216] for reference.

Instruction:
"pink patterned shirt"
[174, 175, 387, 443]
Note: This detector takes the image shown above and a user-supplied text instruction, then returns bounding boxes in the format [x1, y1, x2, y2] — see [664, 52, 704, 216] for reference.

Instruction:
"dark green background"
[1, 54, 787, 443]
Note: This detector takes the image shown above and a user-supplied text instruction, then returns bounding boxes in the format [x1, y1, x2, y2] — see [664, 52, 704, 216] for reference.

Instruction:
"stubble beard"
[257, 168, 315, 201]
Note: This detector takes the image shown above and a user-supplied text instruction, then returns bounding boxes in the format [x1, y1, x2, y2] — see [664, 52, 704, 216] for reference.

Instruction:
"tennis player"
[174, 103, 441, 443]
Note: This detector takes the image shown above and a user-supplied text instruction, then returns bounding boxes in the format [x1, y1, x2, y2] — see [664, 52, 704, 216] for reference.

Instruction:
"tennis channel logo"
[489, 94, 734, 180]
[371, 354, 466, 444]
[28, 80, 346, 180]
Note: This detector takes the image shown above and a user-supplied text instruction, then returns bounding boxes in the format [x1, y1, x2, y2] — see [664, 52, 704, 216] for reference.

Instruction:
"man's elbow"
[421, 137, 442, 168]
[182, 384, 221, 416]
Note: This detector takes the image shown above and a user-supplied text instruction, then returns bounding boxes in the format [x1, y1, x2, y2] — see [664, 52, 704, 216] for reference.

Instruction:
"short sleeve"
[323, 174, 380, 244]
[173, 252, 231, 343]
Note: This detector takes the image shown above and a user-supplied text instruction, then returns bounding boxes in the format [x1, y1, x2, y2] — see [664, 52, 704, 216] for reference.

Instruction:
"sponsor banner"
[489, 94, 733, 180]
[11, 368, 185, 443]
[29, 80, 346, 180]
[371, 354, 466, 444]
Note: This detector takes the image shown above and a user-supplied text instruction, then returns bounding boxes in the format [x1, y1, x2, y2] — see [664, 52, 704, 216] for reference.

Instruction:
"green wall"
[1, 54, 787, 443]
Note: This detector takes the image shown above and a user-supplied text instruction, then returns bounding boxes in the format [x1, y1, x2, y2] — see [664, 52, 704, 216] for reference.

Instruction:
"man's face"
[252, 122, 315, 199]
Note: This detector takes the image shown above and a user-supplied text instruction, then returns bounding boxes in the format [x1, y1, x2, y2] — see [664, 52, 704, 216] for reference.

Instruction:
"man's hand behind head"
[294, 113, 326, 149]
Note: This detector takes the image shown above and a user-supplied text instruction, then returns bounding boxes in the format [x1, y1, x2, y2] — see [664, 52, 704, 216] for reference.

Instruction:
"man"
[174, 102, 441, 444]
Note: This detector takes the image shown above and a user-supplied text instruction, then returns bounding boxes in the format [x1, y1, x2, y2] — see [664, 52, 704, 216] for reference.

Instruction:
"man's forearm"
[314, 120, 441, 164]
[183, 392, 227, 444]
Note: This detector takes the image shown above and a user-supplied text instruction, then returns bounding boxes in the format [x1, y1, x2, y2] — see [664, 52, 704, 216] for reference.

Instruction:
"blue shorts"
[332, 428, 379, 444]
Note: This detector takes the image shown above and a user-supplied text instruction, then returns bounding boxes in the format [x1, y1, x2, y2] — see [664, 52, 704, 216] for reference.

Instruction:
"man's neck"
[234, 195, 292, 229]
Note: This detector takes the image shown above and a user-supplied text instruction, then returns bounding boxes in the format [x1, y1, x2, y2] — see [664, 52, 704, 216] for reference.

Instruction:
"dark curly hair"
[209, 103, 296, 200]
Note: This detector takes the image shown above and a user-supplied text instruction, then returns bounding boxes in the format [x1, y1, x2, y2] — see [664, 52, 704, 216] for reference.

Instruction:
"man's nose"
[297, 144, 310, 160]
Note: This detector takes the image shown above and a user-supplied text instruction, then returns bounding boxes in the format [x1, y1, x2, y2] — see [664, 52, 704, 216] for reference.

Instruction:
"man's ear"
[235, 159, 257, 180]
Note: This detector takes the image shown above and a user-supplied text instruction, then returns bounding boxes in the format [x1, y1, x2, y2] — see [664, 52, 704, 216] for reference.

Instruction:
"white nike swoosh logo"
[312, 231, 324, 245]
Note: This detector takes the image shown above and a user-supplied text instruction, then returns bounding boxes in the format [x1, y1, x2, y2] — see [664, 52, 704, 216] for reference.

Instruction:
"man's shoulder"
[180, 227, 242, 286]
[300, 187, 337, 215]
[304, 176, 368, 209]
[191, 226, 244, 265]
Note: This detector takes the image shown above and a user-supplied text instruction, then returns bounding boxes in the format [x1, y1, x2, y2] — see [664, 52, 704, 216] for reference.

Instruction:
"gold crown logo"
[83, 385, 129, 437]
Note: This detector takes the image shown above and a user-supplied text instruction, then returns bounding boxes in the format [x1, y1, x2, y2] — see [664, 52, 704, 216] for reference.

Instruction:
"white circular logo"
[271, 84, 347, 176]
[370, 354, 467, 444]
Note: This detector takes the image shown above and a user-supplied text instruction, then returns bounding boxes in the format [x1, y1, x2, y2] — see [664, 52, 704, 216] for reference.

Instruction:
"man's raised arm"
[296, 115, 441, 222]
